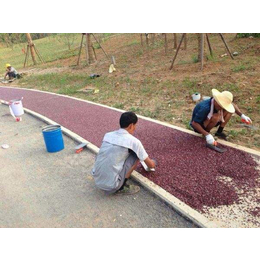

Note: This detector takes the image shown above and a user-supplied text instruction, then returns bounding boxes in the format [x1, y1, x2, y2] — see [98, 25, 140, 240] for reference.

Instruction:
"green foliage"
[221, 83, 239, 92]
[207, 54, 217, 62]
[232, 63, 246, 72]
[56, 33, 76, 50]
[182, 77, 197, 88]
[178, 60, 189, 65]
[231, 63, 251, 72]
[191, 54, 199, 63]
[129, 107, 141, 113]
[18, 73, 91, 91]
[237, 33, 260, 38]
[0, 33, 115, 73]
[127, 40, 139, 46]
[93, 42, 101, 49]
[247, 106, 253, 113]
[113, 103, 125, 109]
[0, 33, 53, 48]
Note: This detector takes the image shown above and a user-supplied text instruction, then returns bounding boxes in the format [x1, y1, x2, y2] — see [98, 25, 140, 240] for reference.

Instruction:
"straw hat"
[212, 89, 235, 113]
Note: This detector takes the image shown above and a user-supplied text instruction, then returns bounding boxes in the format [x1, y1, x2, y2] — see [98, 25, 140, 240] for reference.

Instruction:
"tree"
[173, 33, 178, 49]
[57, 33, 76, 50]
[85, 33, 95, 65]
[26, 33, 37, 65]
[197, 33, 205, 63]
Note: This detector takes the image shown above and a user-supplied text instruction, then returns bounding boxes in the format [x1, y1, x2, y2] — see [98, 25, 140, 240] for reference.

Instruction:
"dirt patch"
[15, 34, 260, 151]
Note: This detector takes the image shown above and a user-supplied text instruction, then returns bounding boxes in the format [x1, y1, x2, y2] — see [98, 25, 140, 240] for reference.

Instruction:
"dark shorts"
[191, 121, 221, 133]
[7, 72, 17, 79]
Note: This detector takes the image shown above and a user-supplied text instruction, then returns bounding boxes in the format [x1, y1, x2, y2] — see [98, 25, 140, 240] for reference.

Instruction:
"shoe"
[215, 132, 228, 140]
[115, 184, 140, 195]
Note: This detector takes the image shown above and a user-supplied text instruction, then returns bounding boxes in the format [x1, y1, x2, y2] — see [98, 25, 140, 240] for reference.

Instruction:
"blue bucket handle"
[42, 125, 61, 132]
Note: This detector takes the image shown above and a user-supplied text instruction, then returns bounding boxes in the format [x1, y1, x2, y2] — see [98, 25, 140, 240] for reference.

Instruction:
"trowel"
[75, 143, 88, 153]
[206, 143, 226, 153]
[239, 123, 258, 130]
[141, 161, 155, 172]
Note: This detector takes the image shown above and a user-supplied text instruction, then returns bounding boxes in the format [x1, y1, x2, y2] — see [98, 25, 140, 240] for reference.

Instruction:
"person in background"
[190, 89, 252, 145]
[4, 64, 19, 80]
[92, 111, 156, 195]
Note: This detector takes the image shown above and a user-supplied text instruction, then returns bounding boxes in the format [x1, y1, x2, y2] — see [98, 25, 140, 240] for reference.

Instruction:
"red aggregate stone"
[251, 207, 260, 217]
[0, 87, 259, 211]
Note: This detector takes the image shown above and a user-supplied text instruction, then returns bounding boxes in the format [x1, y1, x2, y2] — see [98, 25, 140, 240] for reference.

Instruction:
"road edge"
[17, 105, 219, 228]
[1, 86, 259, 157]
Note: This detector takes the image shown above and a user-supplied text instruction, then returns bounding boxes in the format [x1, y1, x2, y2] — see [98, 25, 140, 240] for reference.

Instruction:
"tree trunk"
[197, 33, 205, 62]
[174, 33, 178, 49]
[184, 34, 187, 50]
[151, 33, 155, 44]
[164, 33, 168, 54]
[26, 33, 37, 65]
[86, 33, 95, 64]
[85, 34, 89, 64]
[145, 33, 149, 46]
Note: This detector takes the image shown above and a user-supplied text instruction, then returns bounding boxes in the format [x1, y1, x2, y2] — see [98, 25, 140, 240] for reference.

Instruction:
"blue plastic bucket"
[42, 125, 64, 153]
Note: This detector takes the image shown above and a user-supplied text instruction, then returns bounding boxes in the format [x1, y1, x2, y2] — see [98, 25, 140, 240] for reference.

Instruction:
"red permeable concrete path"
[1, 87, 258, 211]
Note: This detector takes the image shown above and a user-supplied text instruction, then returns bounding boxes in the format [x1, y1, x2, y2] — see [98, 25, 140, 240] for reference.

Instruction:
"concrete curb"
[0, 100, 218, 228]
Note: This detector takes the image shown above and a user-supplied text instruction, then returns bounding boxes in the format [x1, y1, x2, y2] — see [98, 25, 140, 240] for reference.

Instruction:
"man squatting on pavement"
[190, 88, 252, 145]
[92, 112, 156, 195]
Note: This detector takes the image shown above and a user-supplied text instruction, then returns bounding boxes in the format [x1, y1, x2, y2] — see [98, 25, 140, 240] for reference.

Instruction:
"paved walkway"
[0, 86, 259, 212]
[0, 104, 195, 227]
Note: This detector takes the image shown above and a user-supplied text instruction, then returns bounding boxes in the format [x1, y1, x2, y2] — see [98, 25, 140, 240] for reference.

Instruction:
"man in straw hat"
[190, 89, 252, 145]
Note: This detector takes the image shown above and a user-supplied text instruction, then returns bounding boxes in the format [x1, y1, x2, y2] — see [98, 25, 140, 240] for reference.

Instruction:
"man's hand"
[241, 114, 252, 124]
[206, 134, 216, 145]
[144, 157, 156, 169]
[151, 159, 157, 167]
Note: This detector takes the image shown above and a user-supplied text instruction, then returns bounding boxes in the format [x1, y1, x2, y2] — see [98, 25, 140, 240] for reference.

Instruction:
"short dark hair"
[120, 112, 138, 128]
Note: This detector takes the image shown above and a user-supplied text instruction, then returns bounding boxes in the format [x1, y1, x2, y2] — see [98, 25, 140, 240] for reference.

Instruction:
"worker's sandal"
[115, 184, 140, 195]
[215, 132, 228, 140]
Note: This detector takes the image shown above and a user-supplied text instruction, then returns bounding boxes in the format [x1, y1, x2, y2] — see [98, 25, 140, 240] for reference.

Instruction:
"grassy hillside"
[0, 33, 114, 73]
[1, 33, 260, 150]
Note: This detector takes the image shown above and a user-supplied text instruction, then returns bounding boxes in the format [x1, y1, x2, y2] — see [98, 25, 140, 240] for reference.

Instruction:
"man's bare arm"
[191, 121, 209, 136]
[233, 103, 242, 117]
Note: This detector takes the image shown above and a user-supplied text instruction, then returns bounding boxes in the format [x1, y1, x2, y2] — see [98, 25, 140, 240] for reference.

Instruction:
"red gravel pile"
[1, 87, 259, 211]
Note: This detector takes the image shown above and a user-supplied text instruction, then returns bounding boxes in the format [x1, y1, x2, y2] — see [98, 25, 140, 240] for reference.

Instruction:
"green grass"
[127, 40, 139, 46]
[0, 34, 84, 73]
[0, 33, 116, 74]
[207, 54, 217, 62]
[191, 54, 199, 63]
[231, 63, 252, 72]
[182, 77, 197, 88]
[113, 103, 125, 109]
[18, 72, 97, 93]
[218, 83, 239, 92]
[129, 107, 141, 113]
[228, 129, 248, 139]
[93, 42, 101, 49]
[178, 60, 190, 65]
